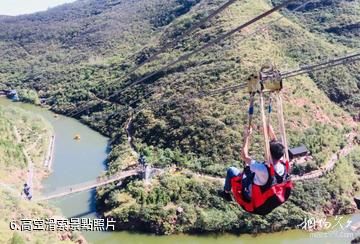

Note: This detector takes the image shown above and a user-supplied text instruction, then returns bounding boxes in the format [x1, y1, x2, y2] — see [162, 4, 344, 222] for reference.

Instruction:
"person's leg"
[224, 167, 241, 192]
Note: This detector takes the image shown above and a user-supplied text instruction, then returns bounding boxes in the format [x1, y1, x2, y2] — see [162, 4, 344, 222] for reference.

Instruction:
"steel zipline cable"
[281, 52, 360, 79]
[67, 0, 304, 117]
[207, 52, 360, 96]
[67, 0, 239, 117]
[127, 51, 360, 116]
[211, 52, 360, 96]
[105, 0, 299, 96]
[116, 0, 239, 86]
[114, 0, 315, 114]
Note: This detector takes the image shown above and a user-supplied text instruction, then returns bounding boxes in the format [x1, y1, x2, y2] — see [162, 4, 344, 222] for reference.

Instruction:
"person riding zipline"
[220, 123, 292, 215]
[218, 64, 293, 215]
[222, 124, 285, 197]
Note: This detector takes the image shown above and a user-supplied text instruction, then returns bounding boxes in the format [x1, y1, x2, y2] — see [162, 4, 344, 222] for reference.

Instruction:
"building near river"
[288, 145, 310, 160]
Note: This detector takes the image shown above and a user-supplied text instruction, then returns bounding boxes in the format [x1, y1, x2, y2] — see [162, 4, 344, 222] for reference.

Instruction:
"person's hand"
[267, 123, 277, 140]
[244, 127, 253, 137]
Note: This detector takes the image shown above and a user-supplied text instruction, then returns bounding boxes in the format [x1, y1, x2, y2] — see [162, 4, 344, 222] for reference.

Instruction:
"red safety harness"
[231, 161, 293, 215]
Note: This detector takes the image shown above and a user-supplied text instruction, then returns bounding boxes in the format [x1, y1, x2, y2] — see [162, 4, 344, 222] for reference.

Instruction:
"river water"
[1, 98, 358, 244]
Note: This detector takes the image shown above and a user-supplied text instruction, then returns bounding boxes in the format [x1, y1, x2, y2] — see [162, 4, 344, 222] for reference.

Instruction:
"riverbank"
[0, 101, 81, 243]
[1, 98, 110, 242]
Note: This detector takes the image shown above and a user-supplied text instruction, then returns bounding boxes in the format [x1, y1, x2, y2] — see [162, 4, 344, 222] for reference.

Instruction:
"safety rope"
[248, 93, 256, 130]
[113, 0, 239, 89]
[259, 92, 272, 165]
[275, 92, 290, 162]
[267, 94, 273, 127]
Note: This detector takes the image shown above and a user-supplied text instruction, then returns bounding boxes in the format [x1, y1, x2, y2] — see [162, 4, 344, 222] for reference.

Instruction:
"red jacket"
[231, 161, 293, 215]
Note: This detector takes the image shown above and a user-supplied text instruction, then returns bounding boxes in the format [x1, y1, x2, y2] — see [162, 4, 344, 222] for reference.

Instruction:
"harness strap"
[260, 92, 271, 165]
[248, 93, 255, 129]
[285, 160, 289, 172]
[267, 94, 273, 123]
[266, 161, 288, 188]
[275, 92, 290, 162]
[244, 94, 256, 160]
[269, 163, 275, 177]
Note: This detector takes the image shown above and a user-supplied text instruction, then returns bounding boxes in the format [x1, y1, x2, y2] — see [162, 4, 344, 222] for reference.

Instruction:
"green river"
[1, 98, 359, 244]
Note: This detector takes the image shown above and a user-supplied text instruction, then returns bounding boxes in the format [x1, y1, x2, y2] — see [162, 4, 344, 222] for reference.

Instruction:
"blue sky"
[0, 0, 76, 16]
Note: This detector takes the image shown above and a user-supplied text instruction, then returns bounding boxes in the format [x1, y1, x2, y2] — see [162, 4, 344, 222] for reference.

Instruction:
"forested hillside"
[0, 0, 359, 235]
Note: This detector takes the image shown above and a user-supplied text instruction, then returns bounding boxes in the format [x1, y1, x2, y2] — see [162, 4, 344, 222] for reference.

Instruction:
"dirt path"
[12, 125, 35, 201]
[26, 135, 41, 152]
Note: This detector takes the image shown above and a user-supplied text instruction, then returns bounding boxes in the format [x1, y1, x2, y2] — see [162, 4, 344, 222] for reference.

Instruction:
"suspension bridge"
[39, 169, 141, 201]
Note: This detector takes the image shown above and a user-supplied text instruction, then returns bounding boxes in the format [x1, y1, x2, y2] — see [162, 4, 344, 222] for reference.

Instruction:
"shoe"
[219, 190, 232, 202]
